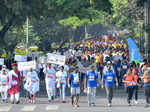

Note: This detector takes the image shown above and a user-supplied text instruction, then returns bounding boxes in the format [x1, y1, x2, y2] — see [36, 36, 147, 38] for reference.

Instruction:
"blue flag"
[127, 38, 142, 62]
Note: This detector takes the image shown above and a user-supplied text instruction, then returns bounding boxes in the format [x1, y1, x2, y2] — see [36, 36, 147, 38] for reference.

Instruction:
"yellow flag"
[1, 53, 6, 58]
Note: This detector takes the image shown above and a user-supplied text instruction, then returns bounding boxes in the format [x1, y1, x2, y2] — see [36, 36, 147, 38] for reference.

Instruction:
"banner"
[18, 61, 36, 71]
[0, 58, 4, 65]
[127, 38, 142, 62]
[47, 53, 66, 65]
[15, 55, 27, 62]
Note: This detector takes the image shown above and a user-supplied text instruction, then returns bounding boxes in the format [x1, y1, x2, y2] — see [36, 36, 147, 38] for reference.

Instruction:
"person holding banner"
[56, 66, 67, 103]
[68, 67, 81, 107]
[43, 63, 56, 102]
[0, 68, 9, 103]
[26, 68, 39, 104]
[7, 63, 21, 104]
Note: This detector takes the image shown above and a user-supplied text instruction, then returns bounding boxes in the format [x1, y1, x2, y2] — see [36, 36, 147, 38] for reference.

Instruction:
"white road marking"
[22, 105, 36, 111]
[46, 105, 58, 110]
[0, 106, 11, 112]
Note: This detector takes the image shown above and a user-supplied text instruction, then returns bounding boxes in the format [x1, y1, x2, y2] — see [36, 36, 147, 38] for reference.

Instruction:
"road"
[0, 88, 149, 112]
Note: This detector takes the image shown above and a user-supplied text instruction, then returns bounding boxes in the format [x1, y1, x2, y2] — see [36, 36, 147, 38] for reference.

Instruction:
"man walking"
[68, 67, 81, 107]
[101, 63, 118, 107]
[84, 66, 99, 106]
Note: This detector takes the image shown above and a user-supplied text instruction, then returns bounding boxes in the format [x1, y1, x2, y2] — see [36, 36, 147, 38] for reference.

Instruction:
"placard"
[0, 58, 4, 65]
[47, 53, 66, 65]
[14, 55, 27, 62]
[18, 61, 36, 71]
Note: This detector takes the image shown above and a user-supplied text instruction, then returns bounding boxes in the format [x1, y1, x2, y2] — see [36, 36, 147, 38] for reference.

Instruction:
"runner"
[84, 66, 99, 107]
[142, 67, 150, 107]
[26, 68, 39, 104]
[0, 68, 8, 103]
[123, 68, 138, 106]
[68, 67, 81, 107]
[7, 63, 21, 104]
[43, 63, 56, 102]
[101, 62, 118, 107]
[56, 66, 67, 103]
[132, 65, 139, 104]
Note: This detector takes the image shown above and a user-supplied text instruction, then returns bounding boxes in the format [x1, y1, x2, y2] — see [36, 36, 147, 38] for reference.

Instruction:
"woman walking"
[26, 68, 39, 104]
[0, 68, 8, 103]
[123, 69, 138, 106]
[56, 66, 67, 103]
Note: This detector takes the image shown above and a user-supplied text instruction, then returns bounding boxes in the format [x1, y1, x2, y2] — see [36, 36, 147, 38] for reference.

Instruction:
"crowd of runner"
[0, 34, 150, 108]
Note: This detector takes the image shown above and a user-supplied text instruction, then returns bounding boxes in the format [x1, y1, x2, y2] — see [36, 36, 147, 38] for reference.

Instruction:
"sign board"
[18, 61, 36, 71]
[47, 53, 66, 65]
[15, 55, 27, 62]
[0, 58, 4, 65]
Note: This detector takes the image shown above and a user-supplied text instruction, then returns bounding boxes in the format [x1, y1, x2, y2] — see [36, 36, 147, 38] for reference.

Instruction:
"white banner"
[18, 61, 36, 71]
[15, 55, 27, 62]
[0, 58, 4, 65]
[47, 53, 66, 65]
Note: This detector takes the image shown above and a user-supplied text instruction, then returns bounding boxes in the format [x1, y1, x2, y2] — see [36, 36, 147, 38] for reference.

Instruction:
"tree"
[0, 0, 112, 55]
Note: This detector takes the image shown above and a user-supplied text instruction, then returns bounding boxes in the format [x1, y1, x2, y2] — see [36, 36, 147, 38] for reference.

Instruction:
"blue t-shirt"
[69, 72, 80, 87]
[102, 70, 116, 86]
[86, 71, 98, 87]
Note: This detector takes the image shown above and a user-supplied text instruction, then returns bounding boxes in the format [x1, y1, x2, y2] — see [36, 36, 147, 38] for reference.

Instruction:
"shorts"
[71, 87, 80, 95]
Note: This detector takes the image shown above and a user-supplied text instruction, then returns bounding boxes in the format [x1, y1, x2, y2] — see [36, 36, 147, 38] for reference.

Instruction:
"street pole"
[26, 17, 29, 55]
[144, 0, 149, 61]
[85, 24, 87, 38]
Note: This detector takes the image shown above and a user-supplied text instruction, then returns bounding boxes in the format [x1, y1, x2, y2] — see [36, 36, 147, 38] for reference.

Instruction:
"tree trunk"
[0, 15, 15, 43]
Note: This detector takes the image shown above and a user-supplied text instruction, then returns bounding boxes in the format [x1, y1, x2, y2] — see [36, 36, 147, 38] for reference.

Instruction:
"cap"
[11, 63, 17, 67]
[107, 61, 111, 65]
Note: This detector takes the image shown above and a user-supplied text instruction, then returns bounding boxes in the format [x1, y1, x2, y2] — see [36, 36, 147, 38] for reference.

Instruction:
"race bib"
[31, 78, 36, 82]
[60, 80, 65, 83]
[128, 81, 135, 85]
[1, 82, 6, 86]
[122, 65, 127, 69]
[47, 74, 53, 78]
[74, 76, 79, 83]
[89, 75, 95, 81]
[12, 80, 17, 85]
[106, 76, 113, 82]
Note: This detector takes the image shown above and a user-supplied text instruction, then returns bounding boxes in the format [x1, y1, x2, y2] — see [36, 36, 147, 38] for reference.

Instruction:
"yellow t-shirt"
[95, 55, 100, 63]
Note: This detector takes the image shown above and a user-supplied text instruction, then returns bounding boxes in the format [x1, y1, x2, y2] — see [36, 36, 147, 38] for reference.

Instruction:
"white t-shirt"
[56, 71, 67, 83]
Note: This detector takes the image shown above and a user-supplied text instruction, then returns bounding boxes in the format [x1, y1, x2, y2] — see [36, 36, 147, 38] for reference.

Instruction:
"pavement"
[0, 87, 150, 112]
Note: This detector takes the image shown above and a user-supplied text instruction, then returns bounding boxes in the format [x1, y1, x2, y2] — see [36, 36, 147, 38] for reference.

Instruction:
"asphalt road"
[0, 88, 150, 112]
